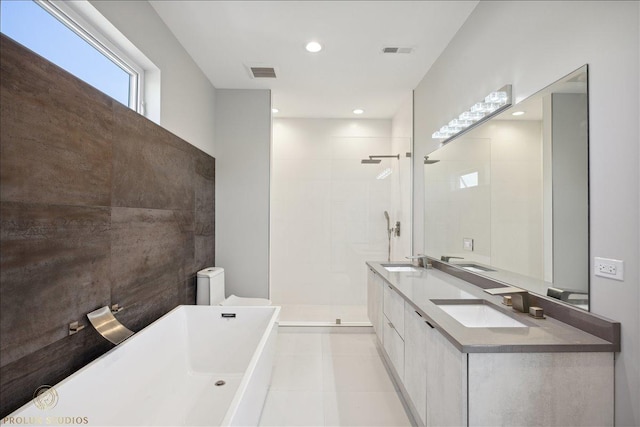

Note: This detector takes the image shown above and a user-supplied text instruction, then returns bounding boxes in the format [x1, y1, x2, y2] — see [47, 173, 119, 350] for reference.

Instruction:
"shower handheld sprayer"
[384, 211, 401, 262]
[384, 211, 391, 262]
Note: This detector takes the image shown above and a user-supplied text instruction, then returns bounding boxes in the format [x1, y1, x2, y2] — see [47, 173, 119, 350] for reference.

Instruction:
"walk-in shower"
[271, 129, 412, 326]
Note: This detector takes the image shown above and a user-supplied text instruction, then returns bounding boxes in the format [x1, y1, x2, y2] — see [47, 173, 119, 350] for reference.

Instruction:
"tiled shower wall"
[0, 35, 215, 416]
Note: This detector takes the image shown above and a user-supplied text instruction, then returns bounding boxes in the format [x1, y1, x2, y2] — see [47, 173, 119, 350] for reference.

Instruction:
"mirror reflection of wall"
[424, 65, 588, 307]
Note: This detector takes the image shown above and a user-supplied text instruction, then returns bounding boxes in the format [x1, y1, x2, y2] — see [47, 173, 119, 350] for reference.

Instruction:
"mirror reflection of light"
[512, 111, 525, 116]
[459, 171, 479, 188]
[377, 168, 392, 180]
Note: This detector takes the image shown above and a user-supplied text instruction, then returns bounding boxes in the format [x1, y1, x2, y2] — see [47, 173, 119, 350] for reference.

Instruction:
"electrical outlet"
[594, 257, 624, 281]
[463, 238, 474, 251]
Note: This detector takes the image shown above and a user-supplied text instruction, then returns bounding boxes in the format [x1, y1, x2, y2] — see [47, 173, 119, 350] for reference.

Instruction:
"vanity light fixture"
[305, 41, 322, 53]
[272, 108, 279, 114]
[353, 108, 364, 115]
[512, 111, 525, 116]
[432, 85, 512, 143]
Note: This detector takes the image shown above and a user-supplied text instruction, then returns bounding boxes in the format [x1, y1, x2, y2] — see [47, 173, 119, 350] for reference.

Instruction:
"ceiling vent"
[382, 47, 413, 54]
[250, 67, 277, 78]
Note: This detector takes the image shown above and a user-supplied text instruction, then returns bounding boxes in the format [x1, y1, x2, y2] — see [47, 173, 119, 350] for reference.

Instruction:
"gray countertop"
[367, 261, 616, 353]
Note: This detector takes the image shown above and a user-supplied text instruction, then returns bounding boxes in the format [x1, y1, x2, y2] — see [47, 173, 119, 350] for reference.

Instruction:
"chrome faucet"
[440, 255, 464, 262]
[406, 254, 431, 268]
[484, 286, 530, 313]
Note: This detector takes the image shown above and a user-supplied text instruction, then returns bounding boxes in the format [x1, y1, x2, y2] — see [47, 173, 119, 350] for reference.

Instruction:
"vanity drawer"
[383, 283, 405, 339]
[383, 313, 405, 379]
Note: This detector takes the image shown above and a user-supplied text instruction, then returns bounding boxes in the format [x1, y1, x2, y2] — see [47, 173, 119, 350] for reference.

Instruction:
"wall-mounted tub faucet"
[87, 305, 134, 345]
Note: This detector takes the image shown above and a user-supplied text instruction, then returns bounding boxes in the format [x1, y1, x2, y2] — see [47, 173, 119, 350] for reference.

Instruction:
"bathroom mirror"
[423, 65, 589, 310]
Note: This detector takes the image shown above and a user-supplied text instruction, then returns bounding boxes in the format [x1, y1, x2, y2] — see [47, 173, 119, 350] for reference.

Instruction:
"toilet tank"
[196, 267, 226, 305]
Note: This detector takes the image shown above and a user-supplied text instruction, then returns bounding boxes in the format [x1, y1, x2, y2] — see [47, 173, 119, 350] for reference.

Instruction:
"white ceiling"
[149, 1, 478, 119]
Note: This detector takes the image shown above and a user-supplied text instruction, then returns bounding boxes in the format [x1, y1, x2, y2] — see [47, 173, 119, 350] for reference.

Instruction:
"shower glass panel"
[270, 132, 411, 325]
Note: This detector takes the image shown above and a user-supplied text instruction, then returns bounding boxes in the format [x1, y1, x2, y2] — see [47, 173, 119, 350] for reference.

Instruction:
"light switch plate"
[594, 257, 624, 281]
[463, 238, 474, 251]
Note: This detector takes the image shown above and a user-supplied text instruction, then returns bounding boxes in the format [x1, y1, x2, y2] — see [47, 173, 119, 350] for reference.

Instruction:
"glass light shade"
[439, 126, 460, 134]
[431, 84, 511, 140]
[485, 91, 508, 104]
[432, 131, 449, 139]
[459, 111, 484, 121]
[449, 119, 473, 128]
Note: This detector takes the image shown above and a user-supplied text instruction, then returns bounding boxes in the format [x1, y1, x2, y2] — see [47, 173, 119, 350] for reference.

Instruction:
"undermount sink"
[381, 264, 420, 273]
[432, 299, 528, 328]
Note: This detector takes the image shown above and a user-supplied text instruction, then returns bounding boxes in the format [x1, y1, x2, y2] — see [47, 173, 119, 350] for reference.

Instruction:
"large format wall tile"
[0, 35, 215, 416]
[193, 149, 215, 274]
[110, 207, 192, 293]
[0, 34, 113, 207]
[0, 328, 111, 419]
[111, 103, 195, 211]
[0, 202, 111, 368]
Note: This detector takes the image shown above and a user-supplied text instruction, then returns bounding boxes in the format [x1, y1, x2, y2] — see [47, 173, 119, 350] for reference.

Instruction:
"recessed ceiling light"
[353, 109, 364, 115]
[512, 111, 525, 116]
[305, 41, 322, 53]
[272, 108, 279, 113]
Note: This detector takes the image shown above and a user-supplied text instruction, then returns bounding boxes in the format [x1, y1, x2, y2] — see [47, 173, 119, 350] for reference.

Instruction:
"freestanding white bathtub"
[5, 305, 280, 426]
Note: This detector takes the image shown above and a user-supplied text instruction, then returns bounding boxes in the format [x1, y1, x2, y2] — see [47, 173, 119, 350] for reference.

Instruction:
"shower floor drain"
[215, 380, 226, 386]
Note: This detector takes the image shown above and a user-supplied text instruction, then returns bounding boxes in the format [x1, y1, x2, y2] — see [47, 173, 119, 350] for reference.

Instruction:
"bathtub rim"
[220, 304, 280, 426]
[7, 304, 281, 424]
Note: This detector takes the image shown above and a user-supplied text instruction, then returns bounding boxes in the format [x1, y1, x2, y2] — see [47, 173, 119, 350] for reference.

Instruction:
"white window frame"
[34, 0, 145, 114]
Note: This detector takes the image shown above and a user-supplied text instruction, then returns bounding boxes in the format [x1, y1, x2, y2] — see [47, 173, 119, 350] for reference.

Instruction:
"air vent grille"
[382, 47, 413, 54]
[250, 67, 277, 78]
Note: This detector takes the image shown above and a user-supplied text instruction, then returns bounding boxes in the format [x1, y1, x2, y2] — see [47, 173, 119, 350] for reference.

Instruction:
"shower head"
[424, 156, 440, 164]
[370, 154, 400, 160]
[361, 158, 382, 164]
[384, 211, 390, 221]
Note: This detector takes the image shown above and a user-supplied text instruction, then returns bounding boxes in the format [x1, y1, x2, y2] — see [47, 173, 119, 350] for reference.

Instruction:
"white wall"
[413, 2, 639, 424]
[271, 118, 394, 308]
[90, 0, 216, 156]
[215, 89, 271, 299]
[391, 95, 413, 260]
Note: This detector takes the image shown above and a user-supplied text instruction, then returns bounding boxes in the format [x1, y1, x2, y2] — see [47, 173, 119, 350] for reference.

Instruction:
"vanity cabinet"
[425, 324, 467, 427]
[403, 303, 429, 425]
[383, 282, 405, 378]
[466, 352, 613, 426]
[383, 282, 404, 338]
[366, 267, 384, 336]
[366, 263, 615, 427]
[404, 300, 467, 427]
[383, 312, 405, 379]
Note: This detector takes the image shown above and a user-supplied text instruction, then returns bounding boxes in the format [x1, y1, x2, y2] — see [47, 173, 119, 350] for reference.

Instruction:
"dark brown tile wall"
[0, 34, 215, 416]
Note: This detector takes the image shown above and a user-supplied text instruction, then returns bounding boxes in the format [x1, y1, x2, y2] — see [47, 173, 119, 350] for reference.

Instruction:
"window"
[1, 0, 143, 112]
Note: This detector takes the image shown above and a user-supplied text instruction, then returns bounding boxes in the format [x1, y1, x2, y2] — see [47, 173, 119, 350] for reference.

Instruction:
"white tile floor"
[259, 327, 414, 427]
